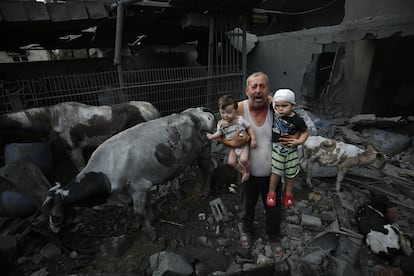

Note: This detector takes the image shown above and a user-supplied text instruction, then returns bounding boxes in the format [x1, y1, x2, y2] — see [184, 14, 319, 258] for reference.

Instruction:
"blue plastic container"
[4, 142, 52, 174]
[0, 190, 37, 217]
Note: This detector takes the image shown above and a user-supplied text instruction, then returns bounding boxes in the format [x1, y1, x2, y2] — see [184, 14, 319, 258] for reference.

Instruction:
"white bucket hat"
[272, 89, 296, 106]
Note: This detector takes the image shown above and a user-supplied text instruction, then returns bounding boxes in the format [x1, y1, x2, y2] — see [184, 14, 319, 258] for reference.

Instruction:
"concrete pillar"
[341, 40, 376, 114]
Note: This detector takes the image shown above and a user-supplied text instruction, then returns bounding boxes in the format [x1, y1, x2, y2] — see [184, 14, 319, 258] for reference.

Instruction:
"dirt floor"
[2, 155, 413, 276]
[5, 165, 250, 275]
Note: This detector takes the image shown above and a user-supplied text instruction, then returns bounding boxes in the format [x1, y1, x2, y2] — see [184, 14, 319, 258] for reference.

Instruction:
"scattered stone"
[301, 214, 322, 230]
[286, 215, 300, 224]
[209, 198, 229, 222]
[149, 251, 193, 276]
[319, 211, 336, 223]
[308, 192, 321, 202]
[39, 243, 61, 260]
[349, 114, 376, 124]
[3, 111, 414, 276]
[256, 253, 273, 265]
[286, 223, 304, 238]
[30, 267, 49, 276]
[337, 126, 362, 144]
[303, 249, 327, 264]
[109, 235, 132, 257]
[69, 251, 78, 259]
[198, 213, 206, 221]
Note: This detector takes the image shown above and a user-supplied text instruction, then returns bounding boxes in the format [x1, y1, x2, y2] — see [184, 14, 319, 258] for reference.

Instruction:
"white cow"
[301, 135, 385, 191]
[43, 107, 216, 235]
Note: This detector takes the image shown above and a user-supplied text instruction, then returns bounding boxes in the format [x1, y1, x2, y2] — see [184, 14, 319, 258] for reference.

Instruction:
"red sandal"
[284, 193, 294, 207]
[266, 193, 277, 207]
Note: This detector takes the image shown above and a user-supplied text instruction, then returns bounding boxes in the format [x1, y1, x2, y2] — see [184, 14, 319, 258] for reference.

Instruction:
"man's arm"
[217, 130, 250, 148]
[247, 126, 256, 148]
[278, 129, 309, 147]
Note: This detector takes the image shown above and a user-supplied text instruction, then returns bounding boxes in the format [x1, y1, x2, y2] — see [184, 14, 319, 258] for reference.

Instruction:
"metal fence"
[0, 66, 244, 115]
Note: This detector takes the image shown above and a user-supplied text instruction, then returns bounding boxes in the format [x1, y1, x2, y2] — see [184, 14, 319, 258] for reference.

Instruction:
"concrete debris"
[108, 235, 132, 257]
[301, 214, 323, 230]
[349, 114, 405, 125]
[39, 242, 61, 260]
[362, 128, 412, 156]
[337, 126, 363, 144]
[382, 162, 414, 179]
[349, 113, 377, 123]
[149, 251, 193, 276]
[209, 197, 229, 222]
[1, 113, 413, 276]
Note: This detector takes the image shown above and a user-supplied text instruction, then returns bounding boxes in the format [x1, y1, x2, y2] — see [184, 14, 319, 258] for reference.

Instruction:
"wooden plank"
[331, 193, 351, 229]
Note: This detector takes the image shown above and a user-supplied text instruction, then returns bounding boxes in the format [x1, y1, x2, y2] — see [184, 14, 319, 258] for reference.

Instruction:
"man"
[220, 72, 281, 248]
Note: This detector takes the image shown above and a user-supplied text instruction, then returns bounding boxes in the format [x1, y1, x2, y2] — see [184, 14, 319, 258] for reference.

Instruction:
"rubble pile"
[0, 113, 413, 276]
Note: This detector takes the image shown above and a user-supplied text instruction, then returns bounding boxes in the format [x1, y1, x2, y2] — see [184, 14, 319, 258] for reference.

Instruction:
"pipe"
[113, 2, 124, 66]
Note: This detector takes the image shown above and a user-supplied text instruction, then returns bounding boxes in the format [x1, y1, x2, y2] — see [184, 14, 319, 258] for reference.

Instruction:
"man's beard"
[251, 98, 267, 109]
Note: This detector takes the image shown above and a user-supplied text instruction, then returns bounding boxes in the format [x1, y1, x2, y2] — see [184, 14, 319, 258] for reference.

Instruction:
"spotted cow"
[43, 107, 216, 235]
[0, 101, 160, 170]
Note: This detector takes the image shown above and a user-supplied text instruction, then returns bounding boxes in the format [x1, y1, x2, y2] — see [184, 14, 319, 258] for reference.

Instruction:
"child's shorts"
[271, 143, 300, 178]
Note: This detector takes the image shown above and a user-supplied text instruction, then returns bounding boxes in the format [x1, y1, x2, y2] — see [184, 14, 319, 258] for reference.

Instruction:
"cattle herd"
[0, 101, 386, 236]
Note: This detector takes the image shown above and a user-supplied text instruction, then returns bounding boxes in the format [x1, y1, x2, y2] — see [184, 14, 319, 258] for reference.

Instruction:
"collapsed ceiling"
[0, 0, 265, 52]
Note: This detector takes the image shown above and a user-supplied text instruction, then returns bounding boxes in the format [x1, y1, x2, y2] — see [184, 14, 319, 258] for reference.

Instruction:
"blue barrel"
[0, 190, 36, 217]
[4, 142, 52, 175]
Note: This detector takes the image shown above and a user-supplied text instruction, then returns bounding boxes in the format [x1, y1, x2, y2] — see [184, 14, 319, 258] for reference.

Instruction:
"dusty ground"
[2, 152, 413, 276]
[6, 165, 248, 275]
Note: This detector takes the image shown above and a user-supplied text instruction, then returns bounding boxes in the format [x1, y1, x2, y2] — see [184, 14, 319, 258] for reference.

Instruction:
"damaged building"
[0, 0, 414, 276]
[0, 0, 412, 116]
[247, 0, 414, 117]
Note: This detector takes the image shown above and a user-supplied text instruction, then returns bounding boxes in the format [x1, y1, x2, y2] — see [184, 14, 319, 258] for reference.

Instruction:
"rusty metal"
[159, 218, 185, 228]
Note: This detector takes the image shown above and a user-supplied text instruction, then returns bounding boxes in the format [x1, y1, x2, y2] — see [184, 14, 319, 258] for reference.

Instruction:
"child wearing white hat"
[267, 89, 309, 208]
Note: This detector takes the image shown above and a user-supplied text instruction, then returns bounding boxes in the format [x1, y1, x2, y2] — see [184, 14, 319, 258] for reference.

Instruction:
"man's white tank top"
[243, 100, 272, 177]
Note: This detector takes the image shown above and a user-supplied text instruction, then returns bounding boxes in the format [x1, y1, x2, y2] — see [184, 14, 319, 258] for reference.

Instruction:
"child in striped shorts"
[267, 89, 309, 207]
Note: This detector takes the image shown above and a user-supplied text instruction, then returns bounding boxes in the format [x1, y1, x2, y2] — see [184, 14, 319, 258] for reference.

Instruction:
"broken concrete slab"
[349, 114, 405, 126]
[149, 251, 193, 276]
[337, 126, 363, 144]
[361, 128, 411, 156]
[301, 214, 322, 231]
[209, 197, 229, 222]
[382, 162, 414, 179]
[349, 114, 376, 123]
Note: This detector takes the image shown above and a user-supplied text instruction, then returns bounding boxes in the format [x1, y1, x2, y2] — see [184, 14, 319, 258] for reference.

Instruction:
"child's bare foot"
[241, 172, 250, 183]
